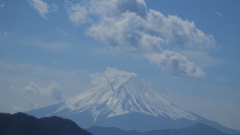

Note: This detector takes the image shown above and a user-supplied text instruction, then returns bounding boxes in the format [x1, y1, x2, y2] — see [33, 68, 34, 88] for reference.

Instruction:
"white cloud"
[87, 12, 162, 52]
[66, 0, 147, 26]
[87, 9, 216, 51]
[24, 82, 39, 95]
[24, 82, 64, 101]
[89, 0, 147, 18]
[147, 10, 216, 49]
[28, 0, 58, 19]
[90, 67, 137, 86]
[67, 0, 216, 78]
[145, 51, 206, 78]
[66, 3, 88, 25]
[47, 82, 64, 101]
[28, 0, 49, 19]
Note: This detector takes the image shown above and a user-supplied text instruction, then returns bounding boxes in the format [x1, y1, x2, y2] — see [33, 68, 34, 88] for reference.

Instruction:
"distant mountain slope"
[144, 123, 227, 135]
[87, 123, 239, 135]
[185, 123, 226, 135]
[0, 112, 92, 135]
[88, 126, 140, 135]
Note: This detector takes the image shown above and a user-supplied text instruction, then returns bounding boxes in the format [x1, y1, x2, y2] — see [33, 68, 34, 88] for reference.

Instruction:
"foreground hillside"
[0, 113, 92, 135]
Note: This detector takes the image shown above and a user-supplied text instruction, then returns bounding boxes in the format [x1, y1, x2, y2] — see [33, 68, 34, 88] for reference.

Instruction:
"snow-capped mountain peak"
[27, 68, 238, 134]
[55, 68, 197, 122]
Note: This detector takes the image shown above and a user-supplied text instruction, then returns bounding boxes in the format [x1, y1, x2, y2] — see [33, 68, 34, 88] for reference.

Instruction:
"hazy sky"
[0, 0, 240, 131]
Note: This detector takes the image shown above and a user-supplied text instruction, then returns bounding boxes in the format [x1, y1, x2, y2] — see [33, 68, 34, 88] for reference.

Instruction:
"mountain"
[0, 112, 92, 135]
[26, 68, 240, 134]
[144, 123, 227, 135]
[88, 126, 141, 135]
[88, 123, 239, 135]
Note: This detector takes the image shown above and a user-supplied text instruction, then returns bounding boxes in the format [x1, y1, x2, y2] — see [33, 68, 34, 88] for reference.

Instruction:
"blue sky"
[0, 0, 240, 130]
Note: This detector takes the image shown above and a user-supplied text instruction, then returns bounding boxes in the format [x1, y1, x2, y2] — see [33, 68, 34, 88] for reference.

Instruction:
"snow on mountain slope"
[54, 67, 198, 122]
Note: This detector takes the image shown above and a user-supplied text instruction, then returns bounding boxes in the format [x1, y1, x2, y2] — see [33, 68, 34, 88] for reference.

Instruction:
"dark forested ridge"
[40, 116, 91, 135]
[0, 112, 92, 135]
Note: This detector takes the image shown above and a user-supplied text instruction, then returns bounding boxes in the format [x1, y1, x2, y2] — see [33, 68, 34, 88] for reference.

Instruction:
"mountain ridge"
[88, 123, 240, 135]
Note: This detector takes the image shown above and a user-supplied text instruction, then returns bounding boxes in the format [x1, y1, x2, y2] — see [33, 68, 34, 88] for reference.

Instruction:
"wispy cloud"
[0, 61, 90, 84]
[51, 3, 58, 12]
[11, 105, 24, 112]
[51, 59, 58, 66]
[3, 31, 7, 36]
[0, 31, 8, 39]
[66, 2, 88, 25]
[0, 4, 5, 8]
[28, 41, 71, 52]
[24, 82, 64, 101]
[28, 0, 58, 19]
[0, 31, 8, 46]
[23, 36, 71, 52]
[90, 67, 137, 86]
[145, 51, 205, 78]
[28, 0, 49, 19]
[218, 77, 229, 83]
[0, 61, 91, 112]
[179, 50, 224, 68]
[67, 0, 216, 78]
[216, 12, 223, 17]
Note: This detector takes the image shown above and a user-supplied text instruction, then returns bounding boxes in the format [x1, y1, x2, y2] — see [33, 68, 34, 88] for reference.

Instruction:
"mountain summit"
[27, 68, 239, 134]
[56, 67, 197, 122]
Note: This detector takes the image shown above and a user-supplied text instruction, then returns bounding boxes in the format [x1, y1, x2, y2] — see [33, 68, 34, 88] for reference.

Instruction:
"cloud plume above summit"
[65, 0, 216, 78]
[90, 67, 137, 86]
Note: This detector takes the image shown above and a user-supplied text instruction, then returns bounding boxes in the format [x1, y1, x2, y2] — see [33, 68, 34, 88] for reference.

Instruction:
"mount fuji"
[27, 67, 239, 134]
